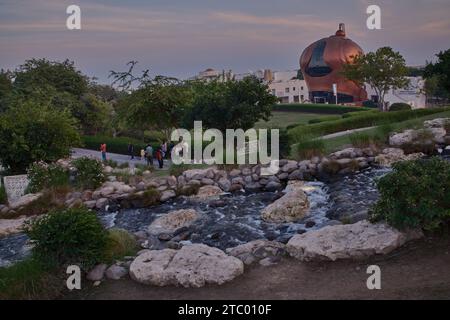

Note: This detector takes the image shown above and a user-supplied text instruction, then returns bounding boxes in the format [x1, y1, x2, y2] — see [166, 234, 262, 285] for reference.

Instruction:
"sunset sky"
[1, 0, 449, 83]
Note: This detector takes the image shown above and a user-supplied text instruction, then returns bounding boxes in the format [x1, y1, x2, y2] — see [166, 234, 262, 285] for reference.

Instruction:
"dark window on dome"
[306, 40, 332, 77]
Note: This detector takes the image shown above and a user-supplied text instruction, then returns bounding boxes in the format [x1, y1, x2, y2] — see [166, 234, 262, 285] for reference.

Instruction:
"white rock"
[192, 185, 223, 200]
[129, 244, 244, 287]
[0, 217, 28, 237]
[8, 193, 42, 210]
[287, 220, 423, 261]
[389, 130, 417, 146]
[423, 118, 449, 129]
[147, 209, 199, 235]
[261, 181, 310, 223]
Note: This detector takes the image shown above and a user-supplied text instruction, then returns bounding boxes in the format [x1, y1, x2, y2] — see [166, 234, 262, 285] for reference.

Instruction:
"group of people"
[128, 141, 171, 169]
[99, 141, 172, 169]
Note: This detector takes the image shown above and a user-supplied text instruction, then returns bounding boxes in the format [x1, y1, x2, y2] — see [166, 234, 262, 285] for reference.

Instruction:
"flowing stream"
[0, 166, 391, 267]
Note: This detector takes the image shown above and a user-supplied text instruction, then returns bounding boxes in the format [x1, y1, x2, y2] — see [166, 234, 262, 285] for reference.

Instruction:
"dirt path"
[66, 236, 450, 300]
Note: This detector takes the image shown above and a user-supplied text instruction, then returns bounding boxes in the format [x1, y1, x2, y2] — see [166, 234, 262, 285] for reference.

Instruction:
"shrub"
[169, 163, 190, 177]
[72, 157, 105, 190]
[389, 103, 412, 112]
[103, 159, 118, 168]
[0, 257, 62, 300]
[321, 160, 341, 174]
[103, 228, 138, 263]
[349, 132, 384, 148]
[27, 162, 69, 193]
[294, 137, 325, 160]
[370, 157, 450, 231]
[126, 188, 160, 207]
[25, 207, 109, 269]
[0, 102, 80, 174]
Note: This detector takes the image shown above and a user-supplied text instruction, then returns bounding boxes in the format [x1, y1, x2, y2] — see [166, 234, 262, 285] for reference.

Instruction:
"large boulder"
[389, 130, 417, 147]
[0, 217, 28, 237]
[192, 185, 223, 200]
[375, 148, 424, 167]
[129, 244, 244, 287]
[8, 193, 42, 210]
[160, 190, 176, 202]
[147, 209, 199, 235]
[423, 118, 449, 129]
[287, 220, 423, 261]
[261, 181, 310, 223]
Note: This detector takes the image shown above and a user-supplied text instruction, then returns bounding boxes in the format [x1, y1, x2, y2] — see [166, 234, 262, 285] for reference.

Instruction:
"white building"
[365, 77, 426, 109]
[267, 70, 309, 104]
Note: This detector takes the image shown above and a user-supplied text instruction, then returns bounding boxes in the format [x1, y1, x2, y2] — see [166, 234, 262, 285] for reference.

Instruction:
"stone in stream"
[147, 209, 199, 236]
[261, 181, 310, 223]
[129, 244, 244, 287]
[287, 220, 423, 262]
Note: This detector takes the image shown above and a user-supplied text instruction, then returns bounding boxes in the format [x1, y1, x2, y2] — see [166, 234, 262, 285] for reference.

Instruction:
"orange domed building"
[300, 23, 367, 104]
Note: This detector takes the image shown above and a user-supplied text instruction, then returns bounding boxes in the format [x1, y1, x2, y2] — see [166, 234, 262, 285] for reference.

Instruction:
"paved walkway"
[71, 148, 172, 170]
[321, 126, 376, 140]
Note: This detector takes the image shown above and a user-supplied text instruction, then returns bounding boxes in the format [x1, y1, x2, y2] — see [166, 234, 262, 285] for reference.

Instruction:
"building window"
[285, 88, 290, 93]
[281, 96, 289, 103]
[301, 86, 304, 90]
[294, 95, 300, 103]
[293, 87, 296, 91]
[300, 95, 304, 101]
[371, 95, 379, 103]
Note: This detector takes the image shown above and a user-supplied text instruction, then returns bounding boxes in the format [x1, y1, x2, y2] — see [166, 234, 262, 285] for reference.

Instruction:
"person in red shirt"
[100, 143, 107, 162]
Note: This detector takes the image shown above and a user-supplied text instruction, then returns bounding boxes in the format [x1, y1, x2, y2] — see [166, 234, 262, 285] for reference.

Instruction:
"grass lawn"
[255, 111, 331, 129]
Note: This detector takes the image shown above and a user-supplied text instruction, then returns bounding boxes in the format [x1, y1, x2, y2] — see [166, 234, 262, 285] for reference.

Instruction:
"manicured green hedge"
[273, 103, 373, 114]
[82, 135, 159, 156]
[289, 107, 450, 143]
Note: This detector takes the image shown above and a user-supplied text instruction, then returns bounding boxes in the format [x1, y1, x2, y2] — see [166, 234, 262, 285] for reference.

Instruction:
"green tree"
[0, 70, 13, 112]
[0, 101, 80, 173]
[111, 62, 191, 140]
[13, 58, 88, 97]
[424, 49, 450, 102]
[341, 47, 410, 111]
[184, 76, 277, 132]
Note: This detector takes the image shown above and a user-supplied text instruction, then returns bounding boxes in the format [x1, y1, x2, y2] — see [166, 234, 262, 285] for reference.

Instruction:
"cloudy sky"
[1, 0, 449, 83]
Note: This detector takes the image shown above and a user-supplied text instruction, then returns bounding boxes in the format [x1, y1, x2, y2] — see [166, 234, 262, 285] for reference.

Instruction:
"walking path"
[66, 236, 450, 300]
[71, 148, 172, 169]
[320, 126, 377, 140]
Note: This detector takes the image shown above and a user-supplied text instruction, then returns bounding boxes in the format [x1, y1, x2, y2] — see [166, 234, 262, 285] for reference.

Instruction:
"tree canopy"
[341, 47, 410, 111]
[424, 49, 450, 103]
[183, 76, 277, 132]
[0, 101, 80, 173]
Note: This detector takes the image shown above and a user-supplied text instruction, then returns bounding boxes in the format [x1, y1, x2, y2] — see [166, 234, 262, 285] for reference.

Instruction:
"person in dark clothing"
[128, 143, 135, 160]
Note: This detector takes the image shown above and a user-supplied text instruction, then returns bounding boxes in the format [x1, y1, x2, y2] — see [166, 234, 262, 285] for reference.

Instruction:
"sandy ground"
[66, 235, 450, 300]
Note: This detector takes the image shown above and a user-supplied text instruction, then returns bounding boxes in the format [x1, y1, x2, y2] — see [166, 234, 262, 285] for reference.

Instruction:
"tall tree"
[341, 47, 410, 111]
[183, 76, 277, 132]
[111, 62, 191, 140]
[424, 49, 450, 103]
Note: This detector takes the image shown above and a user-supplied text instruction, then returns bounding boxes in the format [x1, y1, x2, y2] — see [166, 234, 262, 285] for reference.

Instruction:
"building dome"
[300, 23, 367, 104]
